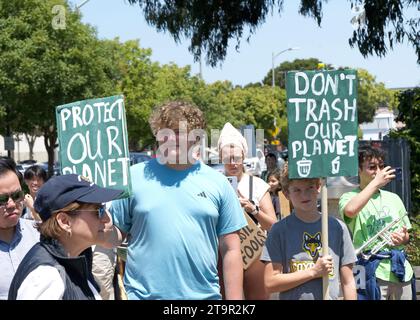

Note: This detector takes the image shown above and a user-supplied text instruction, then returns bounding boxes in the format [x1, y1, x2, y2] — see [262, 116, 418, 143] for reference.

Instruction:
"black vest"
[8, 237, 99, 300]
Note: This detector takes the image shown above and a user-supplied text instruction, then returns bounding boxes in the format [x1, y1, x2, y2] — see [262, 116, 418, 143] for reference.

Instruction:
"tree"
[357, 69, 398, 123]
[0, 0, 117, 175]
[195, 82, 286, 142]
[390, 88, 420, 215]
[127, 0, 420, 66]
[24, 131, 42, 161]
[262, 58, 332, 89]
[105, 38, 209, 150]
[105, 38, 160, 150]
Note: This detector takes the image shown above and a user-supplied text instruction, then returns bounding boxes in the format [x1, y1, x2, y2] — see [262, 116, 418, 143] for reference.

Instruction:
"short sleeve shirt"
[111, 159, 247, 300]
[339, 189, 413, 282]
[261, 213, 356, 300]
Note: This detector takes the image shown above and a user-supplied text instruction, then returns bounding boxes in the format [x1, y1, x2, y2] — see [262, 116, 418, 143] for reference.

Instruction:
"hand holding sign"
[237, 189, 256, 213]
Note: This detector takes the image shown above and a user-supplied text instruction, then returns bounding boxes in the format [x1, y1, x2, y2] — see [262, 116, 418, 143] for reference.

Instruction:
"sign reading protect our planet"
[286, 69, 358, 179]
[56, 95, 131, 198]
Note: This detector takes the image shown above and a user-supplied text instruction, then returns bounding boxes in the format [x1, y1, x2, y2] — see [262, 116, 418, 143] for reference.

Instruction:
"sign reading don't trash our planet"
[56, 95, 131, 198]
[286, 69, 359, 179]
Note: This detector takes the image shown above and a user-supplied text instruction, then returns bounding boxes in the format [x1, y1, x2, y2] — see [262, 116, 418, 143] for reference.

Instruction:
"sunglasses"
[0, 190, 25, 207]
[67, 206, 106, 219]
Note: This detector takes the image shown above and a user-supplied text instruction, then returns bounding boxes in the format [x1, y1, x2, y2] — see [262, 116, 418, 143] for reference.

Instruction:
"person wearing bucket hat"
[8, 174, 124, 300]
[217, 122, 277, 300]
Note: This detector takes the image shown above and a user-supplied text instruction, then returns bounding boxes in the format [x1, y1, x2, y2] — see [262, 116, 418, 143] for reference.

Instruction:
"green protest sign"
[286, 70, 358, 179]
[56, 95, 131, 198]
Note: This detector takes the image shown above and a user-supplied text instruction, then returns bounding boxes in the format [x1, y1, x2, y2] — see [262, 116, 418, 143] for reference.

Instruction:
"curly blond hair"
[149, 101, 206, 136]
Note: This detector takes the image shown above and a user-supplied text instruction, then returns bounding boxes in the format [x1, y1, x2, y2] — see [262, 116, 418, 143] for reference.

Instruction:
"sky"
[70, 0, 419, 89]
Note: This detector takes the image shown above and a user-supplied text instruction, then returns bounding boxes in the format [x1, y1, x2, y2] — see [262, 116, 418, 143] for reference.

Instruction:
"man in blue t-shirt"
[111, 101, 247, 300]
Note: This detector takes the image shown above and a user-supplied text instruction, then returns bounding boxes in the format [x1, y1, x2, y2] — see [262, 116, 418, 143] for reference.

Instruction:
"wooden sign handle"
[278, 190, 292, 219]
[321, 179, 329, 300]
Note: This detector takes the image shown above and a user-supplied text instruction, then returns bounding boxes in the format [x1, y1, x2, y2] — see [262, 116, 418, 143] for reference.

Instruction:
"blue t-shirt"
[111, 159, 247, 300]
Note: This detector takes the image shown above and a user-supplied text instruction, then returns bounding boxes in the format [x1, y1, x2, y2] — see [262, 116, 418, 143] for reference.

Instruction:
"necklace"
[368, 190, 384, 218]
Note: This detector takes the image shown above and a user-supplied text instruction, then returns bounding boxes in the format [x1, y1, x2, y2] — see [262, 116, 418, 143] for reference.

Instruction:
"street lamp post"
[77, 0, 91, 10]
[271, 47, 300, 87]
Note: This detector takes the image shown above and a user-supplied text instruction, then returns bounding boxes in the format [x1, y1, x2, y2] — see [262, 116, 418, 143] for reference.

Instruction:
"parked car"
[27, 162, 61, 177]
[19, 159, 37, 166]
[129, 152, 152, 166]
[41, 162, 61, 176]
[18, 160, 37, 175]
[16, 164, 25, 176]
[243, 148, 266, 177]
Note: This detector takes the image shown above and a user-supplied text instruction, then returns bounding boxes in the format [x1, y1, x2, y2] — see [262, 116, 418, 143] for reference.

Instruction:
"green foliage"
[105, 37, 215, 150]
[0, 0, 290, 158]
[349, 0, 420, 64]
[406, 217, 420, 266]
[1, 0, 407, 172]
[0, 0, 118, 174]
[192, 82, 286, 143]
[105, 38, 159, 150]
[390, 87, 420, 215]
[262, 58, 331, 89]
[357, 69, 398, 123]
[127, 0, 419, 66]
[277, 116, 289, 146]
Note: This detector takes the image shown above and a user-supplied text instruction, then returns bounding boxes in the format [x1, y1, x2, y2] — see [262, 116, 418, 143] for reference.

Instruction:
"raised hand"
[372, 166, 395, 189]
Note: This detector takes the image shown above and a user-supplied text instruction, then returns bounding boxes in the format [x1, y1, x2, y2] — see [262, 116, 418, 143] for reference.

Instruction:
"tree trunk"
[43, 127, 57, 178]
[24, 133, 38, 160]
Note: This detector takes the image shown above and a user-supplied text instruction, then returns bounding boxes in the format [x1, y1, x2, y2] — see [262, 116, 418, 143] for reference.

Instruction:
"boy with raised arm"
[339, 145, 413, 300]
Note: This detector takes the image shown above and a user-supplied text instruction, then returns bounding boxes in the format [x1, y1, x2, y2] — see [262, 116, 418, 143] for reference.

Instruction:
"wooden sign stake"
[321, 178, 329, 300]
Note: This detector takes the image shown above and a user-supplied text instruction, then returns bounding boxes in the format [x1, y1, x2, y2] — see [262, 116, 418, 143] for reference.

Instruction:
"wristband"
[250, 205, 259, 216]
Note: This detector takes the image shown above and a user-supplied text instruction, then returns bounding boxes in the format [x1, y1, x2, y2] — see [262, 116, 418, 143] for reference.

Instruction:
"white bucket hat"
[217, 122, 248, 156]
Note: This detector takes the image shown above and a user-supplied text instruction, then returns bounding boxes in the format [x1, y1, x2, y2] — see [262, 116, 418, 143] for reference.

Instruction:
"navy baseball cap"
[34, 174, 123, 221]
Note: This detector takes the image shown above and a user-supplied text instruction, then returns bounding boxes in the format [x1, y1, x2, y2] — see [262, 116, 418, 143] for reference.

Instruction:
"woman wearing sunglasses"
[8, 174, 123, 300]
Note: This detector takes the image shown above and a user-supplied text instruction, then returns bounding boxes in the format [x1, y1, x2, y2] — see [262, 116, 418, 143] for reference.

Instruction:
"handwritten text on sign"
[240, 213, 267, 270]
[56, 95, 131, 197]
[286, 70, 358, 178]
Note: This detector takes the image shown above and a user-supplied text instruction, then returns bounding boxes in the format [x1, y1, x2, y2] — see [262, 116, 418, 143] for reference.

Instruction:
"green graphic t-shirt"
[339, 189, 413, 283]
